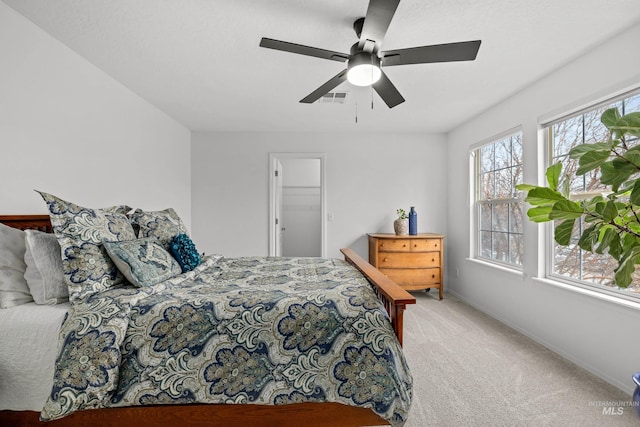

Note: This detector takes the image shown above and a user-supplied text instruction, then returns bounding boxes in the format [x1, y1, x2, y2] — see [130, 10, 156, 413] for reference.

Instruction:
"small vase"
[394, 218, 408, 235]
[409, 207, 417, 235]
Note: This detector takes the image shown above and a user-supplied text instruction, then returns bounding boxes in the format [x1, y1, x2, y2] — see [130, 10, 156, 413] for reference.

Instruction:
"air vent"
[317, 92, 349, 104]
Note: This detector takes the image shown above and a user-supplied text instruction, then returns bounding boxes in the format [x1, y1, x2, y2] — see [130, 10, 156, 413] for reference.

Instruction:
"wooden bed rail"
[340, 248, 416, 346]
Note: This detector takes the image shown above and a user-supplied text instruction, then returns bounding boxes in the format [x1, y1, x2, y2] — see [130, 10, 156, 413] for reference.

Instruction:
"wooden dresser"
[368, 233, 445, 299]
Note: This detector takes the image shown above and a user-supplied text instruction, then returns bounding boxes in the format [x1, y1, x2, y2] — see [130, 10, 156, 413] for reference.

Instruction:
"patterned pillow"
[103, 239, 182, 287]
[131, 208, 188, 248]
[169, 233, 201, 272]
[38, 191, 136, 302]
[0, 223, 33, 308]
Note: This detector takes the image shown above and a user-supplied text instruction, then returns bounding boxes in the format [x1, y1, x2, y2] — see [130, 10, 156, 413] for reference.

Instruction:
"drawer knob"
[383, 258, 388, 262]
[432, 274, 435, 278]
[432, 258, 435, 262]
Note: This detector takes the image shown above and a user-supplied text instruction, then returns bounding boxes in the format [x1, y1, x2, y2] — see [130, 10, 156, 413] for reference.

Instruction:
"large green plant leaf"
[614, 245, 640, 288]
[525, 187, 566, 206]
[600, 158, 638, 191]
[554, 219, 575, 245]
[548, 200, 584, 220]
[527, 206, 553, 222]
[601, 108, 621, 129]
[575, 149, 611, 175]
[568, 142, 610, 159]
[610, 112, 640, 138]
[546, 162, 562, 191]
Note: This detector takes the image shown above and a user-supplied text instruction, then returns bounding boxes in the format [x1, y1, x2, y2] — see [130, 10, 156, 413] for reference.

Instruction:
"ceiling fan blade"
[359, 0, 401, 52]
[381, 40, 481, 67]
[260, 38, 349, 63]
[300, 70, 348, 104]
[372, 71, 405, 108]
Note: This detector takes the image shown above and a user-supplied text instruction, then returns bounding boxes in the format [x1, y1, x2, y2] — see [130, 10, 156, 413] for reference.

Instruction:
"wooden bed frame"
[0, 214, 416, 427]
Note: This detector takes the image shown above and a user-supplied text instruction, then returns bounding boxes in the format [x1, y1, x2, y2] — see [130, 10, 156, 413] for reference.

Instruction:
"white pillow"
[24, 229, 68, 304]
[0, 223, 33, 308]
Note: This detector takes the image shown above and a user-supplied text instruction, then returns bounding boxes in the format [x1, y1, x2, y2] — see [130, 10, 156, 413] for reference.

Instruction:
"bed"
[0, 209, 416, 427]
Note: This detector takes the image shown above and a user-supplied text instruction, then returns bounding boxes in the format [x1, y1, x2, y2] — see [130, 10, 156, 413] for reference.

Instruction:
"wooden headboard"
[0, 215, 52, 232]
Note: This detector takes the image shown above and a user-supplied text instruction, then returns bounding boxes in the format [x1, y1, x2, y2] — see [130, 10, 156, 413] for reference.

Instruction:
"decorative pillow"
[169, 233, 201, 272]
[38, 191, 136, 302]
[131, 208, 188, 248]
[24, 229, 69, 304]
[103, 238, 182, 287]
[0, 223, 33, 308]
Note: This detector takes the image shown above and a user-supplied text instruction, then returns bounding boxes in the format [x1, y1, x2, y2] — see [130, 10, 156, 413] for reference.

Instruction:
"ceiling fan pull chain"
[355, 100, 358, 123]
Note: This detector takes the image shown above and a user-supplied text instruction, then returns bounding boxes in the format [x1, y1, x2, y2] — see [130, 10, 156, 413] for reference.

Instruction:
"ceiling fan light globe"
[347, 63, 382, 86]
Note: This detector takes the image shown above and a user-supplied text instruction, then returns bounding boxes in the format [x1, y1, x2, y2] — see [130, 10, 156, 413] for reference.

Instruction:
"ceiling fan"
[259, 0, 481, 108]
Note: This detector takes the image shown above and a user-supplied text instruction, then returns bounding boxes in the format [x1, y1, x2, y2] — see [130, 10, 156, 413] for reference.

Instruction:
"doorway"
[269, 153, 325, 257]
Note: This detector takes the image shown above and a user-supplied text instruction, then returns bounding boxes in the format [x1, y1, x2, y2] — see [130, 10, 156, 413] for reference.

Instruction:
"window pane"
[480, 145, 494, 173]
[553, 116, 583, 158]
[480, 231, 492, 258]
[480, 204, 491, 231]
[479, 172, 495, 200]
[493, 232, 509, 262]
[494, 168, 512, 198]
[625, 94, 640, 114]
[495, 138, 511, 169]
[509, 234, 524, 265]
[509, 203, 523, 233]
[492, 204, 509, 232]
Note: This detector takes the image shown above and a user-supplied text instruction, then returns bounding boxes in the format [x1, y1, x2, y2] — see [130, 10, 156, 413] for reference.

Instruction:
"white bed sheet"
[0, 302, 68, 411]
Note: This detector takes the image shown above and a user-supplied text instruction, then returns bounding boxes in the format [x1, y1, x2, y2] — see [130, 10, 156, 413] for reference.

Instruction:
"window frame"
[471, 128, 524, 270]
[541, 87, 640, 302]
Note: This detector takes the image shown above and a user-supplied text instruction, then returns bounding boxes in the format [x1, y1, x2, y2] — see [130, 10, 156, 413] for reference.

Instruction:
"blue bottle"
[409, 207, 417, 235]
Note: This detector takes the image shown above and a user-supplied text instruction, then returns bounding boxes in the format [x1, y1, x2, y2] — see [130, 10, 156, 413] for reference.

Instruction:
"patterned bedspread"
[41, 256, 413, 425]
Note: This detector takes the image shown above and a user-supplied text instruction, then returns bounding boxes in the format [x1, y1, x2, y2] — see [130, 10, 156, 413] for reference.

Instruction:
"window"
[473, 131, 524, 267]
[546, 90, 640, 297]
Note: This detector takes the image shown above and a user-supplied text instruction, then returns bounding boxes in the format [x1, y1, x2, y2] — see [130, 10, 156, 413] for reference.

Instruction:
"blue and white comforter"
[41, 256, 413, 425]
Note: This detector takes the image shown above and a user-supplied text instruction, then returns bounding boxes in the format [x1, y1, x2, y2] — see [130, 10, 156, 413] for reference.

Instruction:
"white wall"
[0, 3, 191, 227]
[191, 132, 447, 259]
[446, 23, 640, 393]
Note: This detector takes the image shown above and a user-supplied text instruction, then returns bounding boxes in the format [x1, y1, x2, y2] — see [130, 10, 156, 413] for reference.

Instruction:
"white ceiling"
[5, 0, 640, 133]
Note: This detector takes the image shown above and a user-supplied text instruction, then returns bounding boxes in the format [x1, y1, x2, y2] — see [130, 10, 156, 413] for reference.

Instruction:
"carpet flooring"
[400, 292, 639, 426]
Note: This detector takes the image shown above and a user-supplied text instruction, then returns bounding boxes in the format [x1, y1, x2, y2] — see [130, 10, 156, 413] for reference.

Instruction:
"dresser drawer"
[380, 268, 441, 285]
[377, 252, 440, 268]
[377, 239, 411, 252]
[410, 239, 441, 252]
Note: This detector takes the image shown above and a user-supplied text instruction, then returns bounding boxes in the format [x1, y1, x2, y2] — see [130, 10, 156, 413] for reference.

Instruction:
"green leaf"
[548, 200, 584, 220]
[630, 179, 640, 206]
[601, 200, 618, 222]
[515, 184, 538, 192]
[596, 226, 618, 255]
[601, 108, 621, 129]
[578, 224, 599, 251]
[614, 245, 640, 288]
[610, 112, 640, 138]
[568, 142, 611, 159]
[526, 206, 553, 222]
[554, 219, 575, 245]
[545, 162, 562, 191]
[525, 187, 566, 206]
[600, 158, 638, 191]
[575, 149, 610, 175]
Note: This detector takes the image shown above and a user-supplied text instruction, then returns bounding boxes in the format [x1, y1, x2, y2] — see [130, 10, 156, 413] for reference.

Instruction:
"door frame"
[269, 152, 326, 257]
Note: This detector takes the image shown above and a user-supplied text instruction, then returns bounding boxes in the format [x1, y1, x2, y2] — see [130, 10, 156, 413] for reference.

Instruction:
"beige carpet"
[401, 292, 639, 426]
